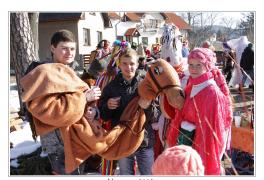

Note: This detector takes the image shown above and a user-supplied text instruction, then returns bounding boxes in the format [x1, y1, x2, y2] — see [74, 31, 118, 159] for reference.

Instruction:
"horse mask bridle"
[146, 59, 184, 98]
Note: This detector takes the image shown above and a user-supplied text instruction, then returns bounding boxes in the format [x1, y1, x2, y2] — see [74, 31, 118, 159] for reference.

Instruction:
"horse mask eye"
[154, 66, 163, 75]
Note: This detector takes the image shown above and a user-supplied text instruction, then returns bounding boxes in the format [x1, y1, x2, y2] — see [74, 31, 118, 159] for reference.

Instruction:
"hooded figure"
[226, 36, 250, 87]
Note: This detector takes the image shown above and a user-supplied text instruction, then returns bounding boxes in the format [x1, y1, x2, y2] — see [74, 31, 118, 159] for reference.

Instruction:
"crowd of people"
[20, 29, 254, 176]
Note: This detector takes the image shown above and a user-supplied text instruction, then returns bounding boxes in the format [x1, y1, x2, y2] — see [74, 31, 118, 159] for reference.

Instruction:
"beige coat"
[20, 63, 145, 173]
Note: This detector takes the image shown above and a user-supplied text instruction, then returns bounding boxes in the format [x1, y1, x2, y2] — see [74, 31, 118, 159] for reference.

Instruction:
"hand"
[85, 87, 101, 102]
[107, 97, 121, 110]
[84, 106, 96, 120]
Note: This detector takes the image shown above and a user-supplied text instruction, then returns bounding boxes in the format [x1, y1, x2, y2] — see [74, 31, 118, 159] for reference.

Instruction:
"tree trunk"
[10, 12, 37, 115]
[28, 13, 39, 60]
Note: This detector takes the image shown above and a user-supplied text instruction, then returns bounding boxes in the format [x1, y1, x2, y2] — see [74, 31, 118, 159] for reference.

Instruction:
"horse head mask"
[138, 58, 185, 110]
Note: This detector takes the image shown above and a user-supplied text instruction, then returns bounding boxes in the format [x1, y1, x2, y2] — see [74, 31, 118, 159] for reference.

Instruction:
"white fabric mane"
[227, 36, 250, 87]
[160, 24, 183, 67]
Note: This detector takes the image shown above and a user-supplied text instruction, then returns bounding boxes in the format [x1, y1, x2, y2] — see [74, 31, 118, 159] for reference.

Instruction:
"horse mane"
[160, 24, 183, 70]
[161, 24, 177, 48]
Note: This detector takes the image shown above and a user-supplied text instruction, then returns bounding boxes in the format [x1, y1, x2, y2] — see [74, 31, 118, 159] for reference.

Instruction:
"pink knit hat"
[152, 145, 204, 175]
[188, 48, 217, 71]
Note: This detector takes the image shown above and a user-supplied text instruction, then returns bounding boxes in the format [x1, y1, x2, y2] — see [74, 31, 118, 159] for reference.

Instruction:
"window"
[142, 37, 148, 45]
[97, 31, 102, 43]
[144, 19, 162, 29]
[83, 28, 91, 46]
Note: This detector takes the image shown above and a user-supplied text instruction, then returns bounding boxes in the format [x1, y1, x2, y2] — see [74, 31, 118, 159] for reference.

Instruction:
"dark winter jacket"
[240, 44, 254, 70]
[98, 71, 160, 148]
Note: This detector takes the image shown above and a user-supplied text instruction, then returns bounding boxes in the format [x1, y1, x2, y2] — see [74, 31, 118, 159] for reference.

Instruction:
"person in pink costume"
[164, 48, 233, 175]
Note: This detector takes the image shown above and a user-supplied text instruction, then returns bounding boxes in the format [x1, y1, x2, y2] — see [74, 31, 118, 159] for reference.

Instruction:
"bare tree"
[238, 12, 254, 42]
[203, 12, 219, 27]
[185, 12, 220, 49]
[177, 12, 221, 49]
[10, 12, 39, 115]
[219, 17, 238, 40]
[28, 13, 39, 60]
[178, 12, 203, 29]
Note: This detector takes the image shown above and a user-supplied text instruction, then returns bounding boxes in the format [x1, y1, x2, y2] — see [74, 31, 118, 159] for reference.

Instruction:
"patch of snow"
[10, 122, 41, 159]
[9, 89, 20, 112]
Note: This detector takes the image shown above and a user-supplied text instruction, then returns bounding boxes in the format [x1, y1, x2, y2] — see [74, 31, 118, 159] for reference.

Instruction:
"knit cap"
[152, 145, 204, 175]
[188, 48, 217, 71]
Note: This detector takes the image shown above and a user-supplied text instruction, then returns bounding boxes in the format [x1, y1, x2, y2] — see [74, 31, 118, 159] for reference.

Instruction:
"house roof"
[107, 12, 120, 19]
[124, 13, 142, 22]
[39, 13, 83, 22]
[163, 13, 191, 30]
[123, 12, 191, 30]
[125, 28, 140, 36]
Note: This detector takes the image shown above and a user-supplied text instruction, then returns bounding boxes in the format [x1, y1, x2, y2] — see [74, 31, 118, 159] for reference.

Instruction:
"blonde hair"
[117, 48, 138, 65]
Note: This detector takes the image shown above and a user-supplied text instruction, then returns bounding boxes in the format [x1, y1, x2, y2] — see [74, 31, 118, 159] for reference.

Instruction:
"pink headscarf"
[188, 47, 230, 97]
[188, 47, 217, 71]
[152, 145, 204, 175]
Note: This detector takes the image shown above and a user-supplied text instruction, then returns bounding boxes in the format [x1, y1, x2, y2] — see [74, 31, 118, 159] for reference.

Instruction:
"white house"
[116, 12, 191, 49]
[38, 12, 190, 70]
[39, 12, 120, 70]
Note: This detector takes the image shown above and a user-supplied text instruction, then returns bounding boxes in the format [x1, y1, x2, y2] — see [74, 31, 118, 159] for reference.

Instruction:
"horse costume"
[20, 63, 146, 174]
[138, 58, 185, 111]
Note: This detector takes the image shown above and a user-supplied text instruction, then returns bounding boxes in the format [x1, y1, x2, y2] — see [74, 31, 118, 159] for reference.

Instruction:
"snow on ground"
[9, 81, 42, 168]
[10, 122, 41, 160]
[10, 83, 20, 112]
[8, 79, 140, 175]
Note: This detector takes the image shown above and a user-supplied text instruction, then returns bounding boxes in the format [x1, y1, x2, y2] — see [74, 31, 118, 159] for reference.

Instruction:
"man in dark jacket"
[240, 43, 254, 88]
[98, 48, 160, 175]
